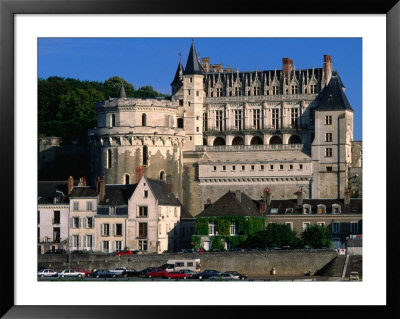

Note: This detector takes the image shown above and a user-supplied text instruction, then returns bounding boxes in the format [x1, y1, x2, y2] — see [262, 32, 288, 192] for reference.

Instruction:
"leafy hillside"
[38, 76, 168, 140]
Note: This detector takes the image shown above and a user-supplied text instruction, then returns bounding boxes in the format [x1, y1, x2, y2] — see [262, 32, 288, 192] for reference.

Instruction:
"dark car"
[45, 249, 66, 254]
[72, 250, 88, 255]
[191, 270, 221, 280]
[125, 268, 141, 277]
[92, 269, 116, 278]
[223, 271, 248, 280]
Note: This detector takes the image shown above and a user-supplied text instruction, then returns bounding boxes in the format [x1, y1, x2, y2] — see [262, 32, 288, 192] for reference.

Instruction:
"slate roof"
[197, 191, 261, 217]
[98, 184, 137, 206]
[184, 42, 204, 75]
[317, 71, 353, 111]
[180, 204, 194, 219]
[69, 186, 98, 198]
[171, 59, 184, 84]
[265, 198, 362, 215]
[146, 177, 181, 206]
[38, 181, 70, 204]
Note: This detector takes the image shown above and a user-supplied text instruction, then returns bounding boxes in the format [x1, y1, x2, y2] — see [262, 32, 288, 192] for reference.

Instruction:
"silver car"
[38, 269, 57, 277]
[58, 269, 85, 278]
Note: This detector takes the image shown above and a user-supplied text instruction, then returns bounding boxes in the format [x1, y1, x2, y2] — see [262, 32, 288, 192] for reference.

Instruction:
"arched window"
[288, 135, 302, 144]
[250, 136, 263, 145]
[213, 137, 226, 146]
[269, 136, 283, 145]
[232, 136, 244, 145]
[143, 145, 148, 165]
[160, 171, 165, 181]
[177, 118, 184, 129]
[107, 149, 112, 168]
[142, 113, 147, 126]
[111, 114, 115, 127]
[125, 174, 130, 184]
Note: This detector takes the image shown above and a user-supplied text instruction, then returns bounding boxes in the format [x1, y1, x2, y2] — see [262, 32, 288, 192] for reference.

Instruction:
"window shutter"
[69, 218, 73, 229]
[84, 236, 87, 248]
[101, 224, 104, 236]
[113, 224, 116, 236]
[92, 217, 95, 228]
[84, 218, 87, 229]
[113, 241, 116, 251]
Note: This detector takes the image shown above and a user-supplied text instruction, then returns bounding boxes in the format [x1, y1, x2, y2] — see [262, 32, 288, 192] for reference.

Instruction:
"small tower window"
[142, 114, 147, 126]
[143, 145, 148, 165]
[111, 114, 115, 127]
[125, 174, 130, 184]
[160, 171, 165, 181]
[107, 149, 112, 169]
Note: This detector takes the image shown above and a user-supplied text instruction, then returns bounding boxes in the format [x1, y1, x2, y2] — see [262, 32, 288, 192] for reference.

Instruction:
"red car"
[112, 250, 134, 256]
[72, 267, 91, 277]
[166, 271, 191, 280]
[146, 269, 169, 278]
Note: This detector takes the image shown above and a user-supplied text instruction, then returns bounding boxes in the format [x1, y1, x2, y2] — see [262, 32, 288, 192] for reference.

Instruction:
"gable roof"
[145, 177, 181, 206]
[98, 184, 137, 206]
[197, 191, 261, 217]
[317, 72, 353, 111]
[69, 186, 98, 198]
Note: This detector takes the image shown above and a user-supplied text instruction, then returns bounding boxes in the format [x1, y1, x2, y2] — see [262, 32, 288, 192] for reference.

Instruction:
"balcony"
[196, 144, 303, 152]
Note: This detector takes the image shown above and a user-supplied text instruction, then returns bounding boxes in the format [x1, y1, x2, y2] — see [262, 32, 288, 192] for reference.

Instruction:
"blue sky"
[38, 38, 362, 140]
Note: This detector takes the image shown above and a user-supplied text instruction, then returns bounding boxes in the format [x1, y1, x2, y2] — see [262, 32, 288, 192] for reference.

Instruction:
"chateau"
[88, 42, 360, 217]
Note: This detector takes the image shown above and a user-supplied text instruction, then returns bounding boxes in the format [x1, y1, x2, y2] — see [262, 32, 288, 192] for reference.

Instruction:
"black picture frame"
[1, 0, 399, 318]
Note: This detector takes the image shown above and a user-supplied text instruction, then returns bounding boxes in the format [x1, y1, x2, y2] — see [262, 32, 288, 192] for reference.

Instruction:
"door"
[204, 241, 211, 251]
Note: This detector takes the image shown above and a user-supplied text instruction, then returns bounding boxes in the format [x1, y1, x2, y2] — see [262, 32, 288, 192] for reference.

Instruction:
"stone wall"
[38, 249, 337, 276]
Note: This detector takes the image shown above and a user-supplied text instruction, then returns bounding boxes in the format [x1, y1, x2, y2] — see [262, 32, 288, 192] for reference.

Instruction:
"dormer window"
[317, 204, 326, 214]
[270, 208, 278, 214]
[303, 204, 311, 214]
[332, 204, 341, 214]
[285, 208, 293, 214]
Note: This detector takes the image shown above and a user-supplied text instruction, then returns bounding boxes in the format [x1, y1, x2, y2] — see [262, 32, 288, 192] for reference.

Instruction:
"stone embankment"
[39, 249, 338, 276]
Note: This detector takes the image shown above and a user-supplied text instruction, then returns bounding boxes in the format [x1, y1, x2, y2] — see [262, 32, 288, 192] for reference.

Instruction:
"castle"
[88, 41, 359, 217]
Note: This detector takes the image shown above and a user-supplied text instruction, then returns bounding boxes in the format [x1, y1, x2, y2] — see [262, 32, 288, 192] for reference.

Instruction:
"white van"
[160, 258, 201, 273]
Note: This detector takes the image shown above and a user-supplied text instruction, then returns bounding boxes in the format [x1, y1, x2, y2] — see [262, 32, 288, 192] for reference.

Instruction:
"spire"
[119, 82, 126, 98]
[184, 41, 204, 75]
[171, 59, 184, 84]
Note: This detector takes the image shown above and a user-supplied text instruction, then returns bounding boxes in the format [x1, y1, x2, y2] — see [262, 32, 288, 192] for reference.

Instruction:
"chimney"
[282, 57, 293, 77]
[99, 177, 106, 201]
[135, 166, 143, 183]
[67, 176, 74, 195]
[344, 188, 351, 206]
[323, 54, 333, 85]
[235, 190, 241, 203]
[296, 189, 303, 206]
[263, 187, 272, 211]
[96, 176, 101, 193]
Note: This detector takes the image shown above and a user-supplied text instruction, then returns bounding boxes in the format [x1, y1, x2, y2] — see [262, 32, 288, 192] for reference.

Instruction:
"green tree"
[302, 224, 332, 248]
[248, 223, 303, 249]
[134, 85, 168, 98]
[103, 76, 135, 98]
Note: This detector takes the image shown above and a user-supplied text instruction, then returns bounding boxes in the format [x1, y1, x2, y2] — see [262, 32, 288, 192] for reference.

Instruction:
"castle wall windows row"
[211, 163, 305, 172]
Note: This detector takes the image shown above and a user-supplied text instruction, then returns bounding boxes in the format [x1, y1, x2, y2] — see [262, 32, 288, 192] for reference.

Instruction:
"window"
[253, 109, 261, 129]
[203, 112, 208, 131]
[260, 165, 264, 170]
[115, 241, 122, 250]
[53, 211, 60, 224]
[159, 171, 165, 181]
[53, 227, 61, 242]
[103, 241, 109, 253]
[216, 110, 223, 131]
[111, 114, 115, 127]
[272, 109, 279, 129]
[177, 118, 184, 128]
[138, 240, 148, 251]
[310, 84, 316, 94]
[234, 110, 242, 130]
[144, 190, 148, 198]
[285, 222, 293, 230]
[325, 133, 333, 142]
[179, 100, 183, 106]
[73, 202, 79, 211]
[303, 205, 311, 214]
[270, 165, 274, 170]
[299, 164, 303, 170]
[196, 90, 200, 96]
[73, 235, 79, 248]
[222, 166, 226, 171]
[350, 222, 358, 234]
[87, 217, 94, 228]
[332, 222, 340, 234]
[291, 108, 299, 127]
[37, 211, 40, 224]
[279, 165, 283, 170]
[251, 165, 255, 171]
[326, 166, 333, 172]
[232, 165, 236, 171]
[332, 205, 341, 214]
[189, 78, 192, 83]
[317, 205, 326, 214]
[138, 206, 148, 217]
[241, 165, 245, 171]
[188, 89, 190, 95]
[289, 164, 293, 170]
[143, 145, 148, 165]
[303, 222, 311, 231]
[253, 87, 260, 96]
[85, 235, 93, 249]
[272, 86, 279, 95]
[102, 224, 110, 236]
[291, 85, 298, 94]
[209, 221, 217, 236]
[317, 222, 325, 227]
[285, 208, 293, 214]
[234, 87, 241, 96]
[325, 115, 332, 125]
[230, 222, 237, 235]
[216, 88, 222, 97]
[125, 174, 130, 184]
[196, 127, 199, 132]
[107, 149, 112, 169]
[325, 148, 333, 157]
[139, 223, 148, 238]
[86, 201, 92, 211]
[115, 224, 123, 236]
[73, 217, 80, 228]
[213, 166, 217, 171]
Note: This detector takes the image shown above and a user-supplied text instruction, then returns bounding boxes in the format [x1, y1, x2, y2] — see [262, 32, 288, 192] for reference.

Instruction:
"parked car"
[45, 249, 66, 254]
[72, 267, 91, 277]
[209, 273, 238, 280]
[139, 267, 158, 277]
[178, 249, 195, 253]
[349, 271, 360, 281]
[281, 245, 291, 250]
[180, 269, 197, 278]
[111, 250, 134, 256]
[92, 269, 116, 278]
[223, 271, 247, 280]
[125, 268, 141, 277]
[57, 269, 85, 278]
[38, 269, 58, 277]
[109, 267, 128, 277]
[165, 270, 191, 279]
[191, 270, 221, 280]
[145, 269, 169, 278]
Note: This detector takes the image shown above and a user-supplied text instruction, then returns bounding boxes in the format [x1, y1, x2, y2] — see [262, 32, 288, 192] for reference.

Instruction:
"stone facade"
[89, 42, 361, 217]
